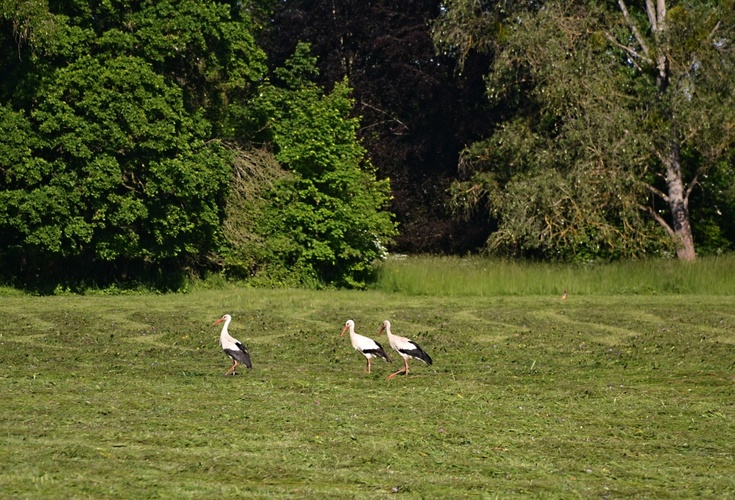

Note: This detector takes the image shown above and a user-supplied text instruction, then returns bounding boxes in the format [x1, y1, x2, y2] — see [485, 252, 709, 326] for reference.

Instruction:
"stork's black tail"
[403, 342, 432, 365]
[233, 342, 252, 368]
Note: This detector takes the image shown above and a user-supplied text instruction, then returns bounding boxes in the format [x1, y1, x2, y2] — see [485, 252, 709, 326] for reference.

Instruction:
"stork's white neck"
[346, 322, 362, 350]
[382, 321, 393, 337]
[219, 316, 232, 340]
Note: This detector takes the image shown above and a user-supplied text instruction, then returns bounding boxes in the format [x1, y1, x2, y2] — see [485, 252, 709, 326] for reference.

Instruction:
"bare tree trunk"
[641, 0, 696, 260]
[663, 143, 696, 260]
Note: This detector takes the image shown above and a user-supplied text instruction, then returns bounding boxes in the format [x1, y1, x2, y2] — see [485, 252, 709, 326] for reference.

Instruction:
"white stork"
[340, 319, 391, 374]
[212, 314, 252, 375]
[378, 320, 432, 379]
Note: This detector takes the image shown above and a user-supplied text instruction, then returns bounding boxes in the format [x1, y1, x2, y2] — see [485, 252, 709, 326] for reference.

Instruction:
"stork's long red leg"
[366, 357, 372, 374]
[386, 359, 410, 380]
[225, 359, 238, 376]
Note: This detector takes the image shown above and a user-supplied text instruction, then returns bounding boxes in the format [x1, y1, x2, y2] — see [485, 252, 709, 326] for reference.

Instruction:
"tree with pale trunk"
[434, 0, 735, 261]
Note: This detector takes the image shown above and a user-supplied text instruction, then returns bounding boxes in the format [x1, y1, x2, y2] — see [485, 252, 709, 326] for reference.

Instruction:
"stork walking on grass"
[378, 320, 432, 379]
[340, 319, 391, 374]
[212, 314, 252, 375]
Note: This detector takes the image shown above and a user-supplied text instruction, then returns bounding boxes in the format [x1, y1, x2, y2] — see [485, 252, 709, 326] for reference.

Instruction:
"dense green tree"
[1, 0, 267, 120]
[434, 0, 735, 260]
[0, 54, 232, 283]
[0, 0, 267, 286]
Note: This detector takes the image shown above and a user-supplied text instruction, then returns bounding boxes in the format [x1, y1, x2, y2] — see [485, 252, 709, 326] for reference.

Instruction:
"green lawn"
[1, 288, 734, 498]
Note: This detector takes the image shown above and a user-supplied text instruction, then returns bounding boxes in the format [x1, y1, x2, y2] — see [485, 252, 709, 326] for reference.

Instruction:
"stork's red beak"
[212, 318, 224, 326]
[377, 325, 385, 335]
[340, 325, 349, 337]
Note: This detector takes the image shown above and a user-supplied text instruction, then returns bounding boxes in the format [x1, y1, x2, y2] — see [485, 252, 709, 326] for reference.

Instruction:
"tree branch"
[644, 182, 669, 202]
[684, 170, 705, 209]
[645, 0, 657, 32]
[358, 100, 409, 135]
[656, 0, 667, 31]
[640, 204, 676, 239]
[618, 0, 651, 59]
[603, 31, 651, 67]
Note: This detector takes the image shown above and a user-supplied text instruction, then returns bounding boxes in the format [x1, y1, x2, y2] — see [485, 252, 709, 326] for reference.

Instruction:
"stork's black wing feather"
[363, 341, 391, 362]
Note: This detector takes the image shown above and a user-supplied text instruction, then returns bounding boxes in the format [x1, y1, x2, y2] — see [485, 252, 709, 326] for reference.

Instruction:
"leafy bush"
[225, 43, 397, 288]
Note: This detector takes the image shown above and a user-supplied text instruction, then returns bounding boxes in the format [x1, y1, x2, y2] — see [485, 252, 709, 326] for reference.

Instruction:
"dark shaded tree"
[260, 0, 495, 253]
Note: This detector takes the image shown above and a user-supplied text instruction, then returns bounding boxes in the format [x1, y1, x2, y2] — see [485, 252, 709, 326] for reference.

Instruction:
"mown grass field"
[1, 259, 734, 498]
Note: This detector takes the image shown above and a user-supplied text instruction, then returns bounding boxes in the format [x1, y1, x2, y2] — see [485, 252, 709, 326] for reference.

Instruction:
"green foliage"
[448, 8, 670, 260]
[1, 0, 268, 126]
[216, 146, 292, 283]
[431, 0, 504, 68]
[226, 43, 397, 288]
[105, 0, 268, 133]
[1, 2, 399, 290]
[690, 158, 735, 254]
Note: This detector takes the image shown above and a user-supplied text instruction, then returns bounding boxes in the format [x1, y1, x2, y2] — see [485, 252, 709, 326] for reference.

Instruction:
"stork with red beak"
[378, 320, 432, 379]
[340, 319, 391, 374]
[212, 314, 252, 375]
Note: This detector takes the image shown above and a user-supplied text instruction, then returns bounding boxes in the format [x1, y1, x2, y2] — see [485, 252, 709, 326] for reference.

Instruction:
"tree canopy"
[1, 0, 253, 287]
